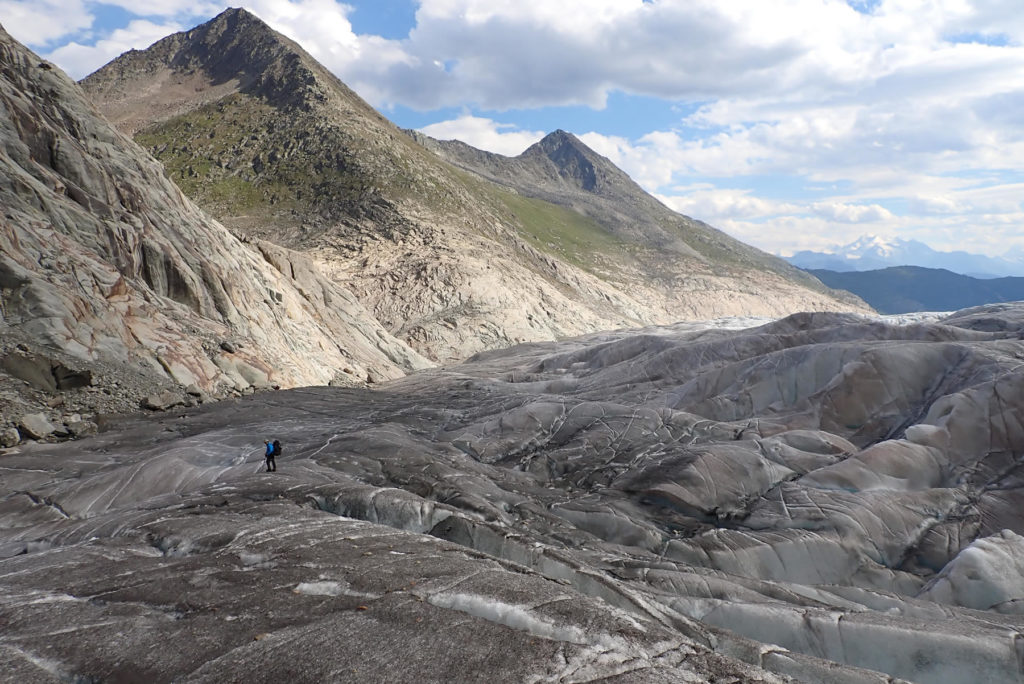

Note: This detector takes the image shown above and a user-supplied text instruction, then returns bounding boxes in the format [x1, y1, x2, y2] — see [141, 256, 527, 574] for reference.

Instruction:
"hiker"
[264, 439, 280, 472]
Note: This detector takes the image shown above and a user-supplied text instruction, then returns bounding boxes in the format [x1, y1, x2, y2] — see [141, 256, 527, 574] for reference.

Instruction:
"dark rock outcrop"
[1, 352, 91, 392]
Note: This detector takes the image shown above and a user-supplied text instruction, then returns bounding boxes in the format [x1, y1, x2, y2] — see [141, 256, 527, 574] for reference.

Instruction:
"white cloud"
[383, 0, 872, 110]
[95, 0, 223, 16]
[0, 0, 92, 46]
[24, 0, 1024, 258]
[657, 189, 800, 221]
[47, 20, 184, 80]
[418, 115, 543, 156]
[812, 202, 894, 222]
[909, 196, 961, 215]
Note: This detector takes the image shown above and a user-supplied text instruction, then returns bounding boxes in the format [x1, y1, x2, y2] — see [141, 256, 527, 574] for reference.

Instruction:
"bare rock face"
[82, 8, 869, 364]
[4, 307, 1024, 682]
[0, 26, 429, 431]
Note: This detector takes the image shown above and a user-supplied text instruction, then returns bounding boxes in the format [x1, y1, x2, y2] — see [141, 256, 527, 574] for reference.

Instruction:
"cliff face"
[0, 25, 428, 435]
[82, 9, 869, 365]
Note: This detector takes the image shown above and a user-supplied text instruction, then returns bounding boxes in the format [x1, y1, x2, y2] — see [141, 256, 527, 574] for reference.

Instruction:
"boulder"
[0, 427, 20, 447]
[66, 420, 98, 437]
[142, 391, 184, 411]
[1, 353, 92, 392]
[18, 413, 55, 440]
[235, 360, 271, 389]
[185, 384, 209, 403]
[2, 353, 58, 392]
[51, 362, 92, 390]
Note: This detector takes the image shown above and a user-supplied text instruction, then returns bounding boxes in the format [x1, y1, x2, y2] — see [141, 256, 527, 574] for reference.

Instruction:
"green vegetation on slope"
[135, 93, 408, 222]
[496, 191, 631, 271]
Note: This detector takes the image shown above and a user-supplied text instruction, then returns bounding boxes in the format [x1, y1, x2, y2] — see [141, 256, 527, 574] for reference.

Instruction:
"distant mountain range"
[787, 235, 1024, 278]
[809, 266, 1024, 314]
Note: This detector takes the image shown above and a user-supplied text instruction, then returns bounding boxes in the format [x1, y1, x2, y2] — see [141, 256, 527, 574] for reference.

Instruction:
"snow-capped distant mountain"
[786, 235, 1024, 278]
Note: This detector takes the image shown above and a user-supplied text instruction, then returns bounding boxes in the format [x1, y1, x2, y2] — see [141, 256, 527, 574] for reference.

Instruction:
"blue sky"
[7, 0, 1024, 258]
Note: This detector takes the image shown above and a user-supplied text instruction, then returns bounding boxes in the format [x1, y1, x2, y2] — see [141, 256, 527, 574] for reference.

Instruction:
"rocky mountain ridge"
[411, 126, 850, 304]
[412, 128, 803, 271]
[82, 8, 869, 364]
[0, 24, 428, 445]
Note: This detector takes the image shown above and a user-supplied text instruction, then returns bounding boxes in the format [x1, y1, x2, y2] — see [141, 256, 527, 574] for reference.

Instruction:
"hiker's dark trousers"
[266, 457, 276, 472]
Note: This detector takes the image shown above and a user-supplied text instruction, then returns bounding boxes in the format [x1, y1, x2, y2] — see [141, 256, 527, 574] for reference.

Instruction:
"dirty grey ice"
[5, 306, 1024, 683]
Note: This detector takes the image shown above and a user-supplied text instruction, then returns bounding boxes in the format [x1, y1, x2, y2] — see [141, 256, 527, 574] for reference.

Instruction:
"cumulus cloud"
[812, 202, 894, 222]
[657, 189, 800, 221]
[376, 0, 873, 111]
[909, 196, 961, 215]
[0, 0, 93, 46]
[22, 0, 1024, 257]
[417, 115, 543, 156]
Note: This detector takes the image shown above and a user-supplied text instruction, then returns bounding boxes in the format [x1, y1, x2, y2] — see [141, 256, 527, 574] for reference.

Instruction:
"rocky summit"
[5, 305, 1024, 683]
[82, 8, 867, 364]
[0, 25, 428, 442]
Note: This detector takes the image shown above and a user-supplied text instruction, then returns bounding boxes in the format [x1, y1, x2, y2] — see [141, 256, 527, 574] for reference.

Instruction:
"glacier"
[4, 306, 1024, 682]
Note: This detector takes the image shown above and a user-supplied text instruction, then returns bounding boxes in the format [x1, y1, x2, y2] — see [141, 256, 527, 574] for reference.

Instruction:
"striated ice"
[293, 581, 344, 596]
[919, 529, 1024, 611]
[5, 308, 1024, 681]
[427, 592, 592, 646]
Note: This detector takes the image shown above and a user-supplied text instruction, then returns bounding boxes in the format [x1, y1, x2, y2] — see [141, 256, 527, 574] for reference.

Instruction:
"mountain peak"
[538, 128, 581, 146]
[845, 234, 901, 258]
[81, 6, 330, 115]
[211, 6, 259, 23]
[522, 129, 605, 192]
[528, 129, 594, 158]
[196, 6, 264, 33]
